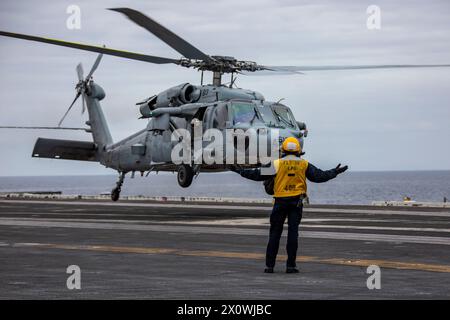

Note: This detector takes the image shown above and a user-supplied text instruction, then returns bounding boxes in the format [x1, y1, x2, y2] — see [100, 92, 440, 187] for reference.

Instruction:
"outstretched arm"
[230, 166, 275, 182]
[306, 163, 348, 183]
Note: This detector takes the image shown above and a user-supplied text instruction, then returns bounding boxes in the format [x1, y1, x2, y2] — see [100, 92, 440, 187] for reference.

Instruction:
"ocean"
[0, 171, 449, 205]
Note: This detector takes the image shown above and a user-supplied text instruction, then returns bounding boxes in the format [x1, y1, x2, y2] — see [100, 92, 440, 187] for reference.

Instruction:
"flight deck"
[0, 198, 449, 299]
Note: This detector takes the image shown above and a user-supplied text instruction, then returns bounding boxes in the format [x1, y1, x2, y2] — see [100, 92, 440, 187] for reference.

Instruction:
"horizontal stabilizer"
[32, 138, 98, 162]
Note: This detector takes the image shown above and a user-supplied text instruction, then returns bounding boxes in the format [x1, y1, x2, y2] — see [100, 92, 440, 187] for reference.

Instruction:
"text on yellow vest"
[273, 155, 308, 198]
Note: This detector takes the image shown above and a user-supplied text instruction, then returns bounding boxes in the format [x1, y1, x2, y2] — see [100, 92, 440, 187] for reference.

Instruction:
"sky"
[0, 0, 449, 176]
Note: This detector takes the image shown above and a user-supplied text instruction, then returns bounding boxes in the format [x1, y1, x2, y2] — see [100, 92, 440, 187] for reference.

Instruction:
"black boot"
[286, 267, 299, 273]
[264, 267, 274, 273]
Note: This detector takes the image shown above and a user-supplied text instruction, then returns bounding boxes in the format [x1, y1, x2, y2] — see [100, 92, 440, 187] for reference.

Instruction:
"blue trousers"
[266, 196, 303, 268]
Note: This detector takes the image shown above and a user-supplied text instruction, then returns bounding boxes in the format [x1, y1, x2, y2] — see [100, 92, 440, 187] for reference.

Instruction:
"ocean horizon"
[0, 170, 449, 205]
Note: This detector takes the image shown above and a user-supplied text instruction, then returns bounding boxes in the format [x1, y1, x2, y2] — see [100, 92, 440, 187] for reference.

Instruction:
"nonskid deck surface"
[0, 199, 449, 299]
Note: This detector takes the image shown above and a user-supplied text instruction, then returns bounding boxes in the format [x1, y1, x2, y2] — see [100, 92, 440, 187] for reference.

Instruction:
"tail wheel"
[177, 165, 194, 188]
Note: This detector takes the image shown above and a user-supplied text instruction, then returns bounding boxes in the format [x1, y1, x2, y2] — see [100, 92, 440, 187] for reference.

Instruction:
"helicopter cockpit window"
[271, 105, 297, 129]
[258, 105, 280, 128]
[231, 102, 262, 125]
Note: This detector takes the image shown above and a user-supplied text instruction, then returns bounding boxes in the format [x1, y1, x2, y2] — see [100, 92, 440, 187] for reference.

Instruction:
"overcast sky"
[0, 0, 449, 176]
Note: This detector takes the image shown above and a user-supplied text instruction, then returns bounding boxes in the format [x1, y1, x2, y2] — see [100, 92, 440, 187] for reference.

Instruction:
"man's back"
[230, 136, 348, 273]
[273, 155, 309, 198]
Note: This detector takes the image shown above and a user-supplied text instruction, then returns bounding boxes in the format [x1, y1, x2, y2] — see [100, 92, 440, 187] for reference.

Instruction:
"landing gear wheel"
[177, 165, 194, 188]
[111, 188, 121, 202]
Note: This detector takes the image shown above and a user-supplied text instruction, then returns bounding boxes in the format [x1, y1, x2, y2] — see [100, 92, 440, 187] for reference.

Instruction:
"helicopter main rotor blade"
[58, 91, 81, 127]
[0, 126, 87, 131]
[109, 8, 212, 62]
[240, 67, 304, 76]
[86, 53, 103, 80]
[0, 30, 179, 65]
[262, 64, 450, 73]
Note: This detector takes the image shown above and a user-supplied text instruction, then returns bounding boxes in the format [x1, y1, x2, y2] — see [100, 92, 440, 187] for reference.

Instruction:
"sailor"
[231, 137, 348, 273]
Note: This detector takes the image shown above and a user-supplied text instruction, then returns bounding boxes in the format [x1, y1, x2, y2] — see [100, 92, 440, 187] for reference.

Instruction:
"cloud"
[0, 0, 449, 175]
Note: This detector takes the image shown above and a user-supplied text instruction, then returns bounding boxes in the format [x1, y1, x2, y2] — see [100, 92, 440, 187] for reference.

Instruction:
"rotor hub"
[178, 56, 264, 74]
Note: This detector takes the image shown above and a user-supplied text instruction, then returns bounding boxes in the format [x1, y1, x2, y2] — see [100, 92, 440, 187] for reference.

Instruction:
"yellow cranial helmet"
[282, 137, 301, 153]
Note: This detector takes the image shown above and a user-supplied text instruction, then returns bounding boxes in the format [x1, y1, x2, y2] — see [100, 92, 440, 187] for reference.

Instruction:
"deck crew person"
[232, 137, 348, 273]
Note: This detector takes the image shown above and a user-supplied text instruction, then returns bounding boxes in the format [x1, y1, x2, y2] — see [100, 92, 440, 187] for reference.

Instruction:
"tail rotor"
[58, 53, 103, 127]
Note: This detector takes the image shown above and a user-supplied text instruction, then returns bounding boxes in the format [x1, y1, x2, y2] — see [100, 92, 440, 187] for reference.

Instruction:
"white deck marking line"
[2, 217, 449, 233]
[300, 224, 450, 233]
[306, 207, 450, 217]
[1, 200, 449, 217]
[0, 200, 271, 211]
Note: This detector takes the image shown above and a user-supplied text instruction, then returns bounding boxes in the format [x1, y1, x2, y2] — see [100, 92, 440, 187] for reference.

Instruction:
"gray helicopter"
[1, 8, 449, 201]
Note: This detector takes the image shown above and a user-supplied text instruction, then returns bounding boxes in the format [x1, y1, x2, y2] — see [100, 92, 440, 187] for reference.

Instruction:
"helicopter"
[1, 8, 449, 201]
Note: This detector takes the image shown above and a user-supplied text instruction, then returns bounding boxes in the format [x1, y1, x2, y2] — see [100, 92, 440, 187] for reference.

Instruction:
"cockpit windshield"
[231, 102, 262, 125]
[271, 105, 297, 129]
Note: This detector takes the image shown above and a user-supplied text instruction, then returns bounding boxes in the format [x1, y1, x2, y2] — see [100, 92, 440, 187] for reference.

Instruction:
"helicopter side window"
[231, 102, 261, 125]
[203, 104, 228, 130]
[212, 104, 228, 129]
[271, 105, 297, 129]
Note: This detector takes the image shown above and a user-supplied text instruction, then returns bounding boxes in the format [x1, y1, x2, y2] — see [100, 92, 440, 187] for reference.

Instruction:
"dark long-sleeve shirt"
[237, 162, 337, 183]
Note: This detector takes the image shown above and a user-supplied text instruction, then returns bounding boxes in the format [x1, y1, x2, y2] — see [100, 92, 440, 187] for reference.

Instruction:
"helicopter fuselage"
[101, 83, 307, 175]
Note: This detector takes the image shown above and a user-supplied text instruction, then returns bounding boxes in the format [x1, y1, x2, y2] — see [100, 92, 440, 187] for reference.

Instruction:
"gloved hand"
[335, 163, 348, 174]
